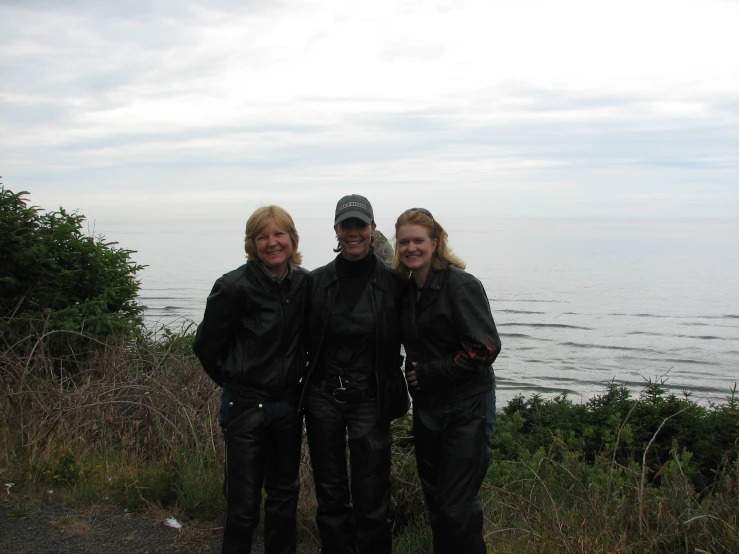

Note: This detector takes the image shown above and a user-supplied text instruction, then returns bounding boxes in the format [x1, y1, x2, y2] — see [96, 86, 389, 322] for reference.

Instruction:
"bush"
[0, 187, 144, 362]
[494, 380, 739, 492]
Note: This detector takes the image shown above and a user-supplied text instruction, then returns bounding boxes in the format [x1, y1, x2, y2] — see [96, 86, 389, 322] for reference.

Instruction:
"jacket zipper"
[370, 281, 381, 416]
[298, 282, 339, 410]
[278, 283, 287, 387]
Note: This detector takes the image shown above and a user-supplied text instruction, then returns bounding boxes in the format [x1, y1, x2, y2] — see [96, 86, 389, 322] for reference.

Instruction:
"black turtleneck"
[336, 252, 375, 312]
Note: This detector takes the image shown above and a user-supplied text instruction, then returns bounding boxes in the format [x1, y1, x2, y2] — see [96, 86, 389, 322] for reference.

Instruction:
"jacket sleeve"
[193, 278, 236, 386]
[415, 281, 501, 390]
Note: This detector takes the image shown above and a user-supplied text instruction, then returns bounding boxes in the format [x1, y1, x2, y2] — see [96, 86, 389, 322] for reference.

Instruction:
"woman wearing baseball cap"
[300, 194, 408, 554]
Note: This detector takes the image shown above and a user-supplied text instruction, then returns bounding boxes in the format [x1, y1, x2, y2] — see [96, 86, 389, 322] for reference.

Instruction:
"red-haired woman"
[194, 205, 308, 554]
[394, 207, 501, 554]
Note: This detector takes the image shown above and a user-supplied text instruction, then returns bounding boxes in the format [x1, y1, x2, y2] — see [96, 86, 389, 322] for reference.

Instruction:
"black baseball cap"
[334, 194, 374, 225]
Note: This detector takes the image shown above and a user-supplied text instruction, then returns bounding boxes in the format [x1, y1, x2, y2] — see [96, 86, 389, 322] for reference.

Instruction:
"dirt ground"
[0, 501, 317, 553]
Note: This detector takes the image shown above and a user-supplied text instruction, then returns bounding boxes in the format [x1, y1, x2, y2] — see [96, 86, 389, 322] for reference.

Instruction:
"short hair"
[244, 205, 303, 266]
[392, 209, 465, 276]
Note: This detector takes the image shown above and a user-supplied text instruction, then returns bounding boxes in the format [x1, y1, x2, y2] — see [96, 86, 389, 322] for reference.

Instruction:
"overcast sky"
[1, 0, 737, 222]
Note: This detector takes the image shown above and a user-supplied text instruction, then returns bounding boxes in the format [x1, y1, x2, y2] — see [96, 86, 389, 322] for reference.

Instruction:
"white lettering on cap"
[339, 202, 368, 211]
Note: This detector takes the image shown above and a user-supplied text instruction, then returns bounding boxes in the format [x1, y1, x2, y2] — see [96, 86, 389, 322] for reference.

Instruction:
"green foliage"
[392, 522, 433, 553]
[147, 323, 199, 358]
[171, 455, 225, 520]
[108, 465, 180, 512]
[6, 505, 32, 519]
[0, 187, 144, 361]
[494, 381, 739, 492]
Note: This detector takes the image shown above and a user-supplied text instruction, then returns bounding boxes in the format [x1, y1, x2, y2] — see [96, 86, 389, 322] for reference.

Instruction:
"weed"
[54, 515, 92, 536]
[6, 505, 32, 519]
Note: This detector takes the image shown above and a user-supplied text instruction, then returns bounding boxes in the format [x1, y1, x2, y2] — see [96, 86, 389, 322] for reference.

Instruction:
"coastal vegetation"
[0, 187, 143, 363]
[2, 188, 738, 552]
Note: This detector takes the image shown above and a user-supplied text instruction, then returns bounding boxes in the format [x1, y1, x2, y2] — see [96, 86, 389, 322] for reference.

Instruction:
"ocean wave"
[501, 323, 594, 330]
[498, 310, 546, 314]
[513, 299, 567, 303]
[657, 332, 737, 341]
[494, 297, 565, 304]
[546, 375, 582, 383]
[560, 342, 660, 353]
[494, 383, 576, 394]
[681, 322, 739, 329]
[611, 312, 739, 322]
[622, 332, 732, 341]
[675, 334, 731, 341]
[500, 333, 553, 340]
[662, 358, 721, 366]
[610, 312, 669, 318]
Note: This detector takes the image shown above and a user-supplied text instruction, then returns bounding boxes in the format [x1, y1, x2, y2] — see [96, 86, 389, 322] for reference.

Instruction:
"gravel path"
[0, 501, 315, 553]
[0, 502, 222, 553]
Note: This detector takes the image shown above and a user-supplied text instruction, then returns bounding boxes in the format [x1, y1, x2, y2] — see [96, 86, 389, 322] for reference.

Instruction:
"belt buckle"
[332, 376, 348, 404]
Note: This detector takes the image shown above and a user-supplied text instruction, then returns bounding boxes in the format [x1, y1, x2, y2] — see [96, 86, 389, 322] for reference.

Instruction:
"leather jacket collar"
[412, 263, 447, 313]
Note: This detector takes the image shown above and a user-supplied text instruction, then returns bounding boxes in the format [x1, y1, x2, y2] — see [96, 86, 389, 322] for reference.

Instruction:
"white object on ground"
[164, 517, 183, 529]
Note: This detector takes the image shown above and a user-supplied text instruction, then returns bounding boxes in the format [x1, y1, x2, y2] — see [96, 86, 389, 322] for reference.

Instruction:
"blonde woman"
[194, 205, 308, 554]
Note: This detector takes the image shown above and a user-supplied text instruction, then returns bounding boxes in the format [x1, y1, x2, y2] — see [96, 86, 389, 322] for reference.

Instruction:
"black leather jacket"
[300, 254, 407, 421]
[400, 264, 501, 408]
[193, 262, 308, 400]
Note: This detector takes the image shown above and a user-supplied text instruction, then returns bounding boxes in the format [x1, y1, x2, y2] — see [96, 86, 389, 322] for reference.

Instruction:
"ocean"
[97, 216, 739, 408]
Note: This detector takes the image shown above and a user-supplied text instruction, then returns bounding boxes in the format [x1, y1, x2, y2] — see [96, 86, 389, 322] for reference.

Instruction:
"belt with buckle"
[317, 376, 375, 404]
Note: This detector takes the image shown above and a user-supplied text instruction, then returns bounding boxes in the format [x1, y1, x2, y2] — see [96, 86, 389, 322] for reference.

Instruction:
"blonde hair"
[244, 206, 303, 265]
[392, 209, 465, 276]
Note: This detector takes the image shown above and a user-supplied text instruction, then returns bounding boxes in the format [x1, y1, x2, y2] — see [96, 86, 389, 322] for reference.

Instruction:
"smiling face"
[335, 218, 376, 261]
[396, 223, 438, 283]
[254, 218, 293, 277]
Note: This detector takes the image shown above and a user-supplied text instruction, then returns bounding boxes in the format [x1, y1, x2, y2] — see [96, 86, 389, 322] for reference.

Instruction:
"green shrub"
[0, 187, 144, 362]
[493, 381, 739, 493]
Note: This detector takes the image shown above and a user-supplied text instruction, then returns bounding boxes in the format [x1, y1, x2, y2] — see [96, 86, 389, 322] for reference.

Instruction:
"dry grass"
[2, 332, 738, 553]
[1, 340, 220, 470]
[173, 527, 221, 549]
[53, 515, 93, 537]
[0, 333, 223, 517]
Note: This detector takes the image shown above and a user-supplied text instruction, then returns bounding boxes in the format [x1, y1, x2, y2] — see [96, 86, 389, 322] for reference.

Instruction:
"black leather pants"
[304, 384, 392, 554]
[414, 392, 490, 554]
[222, 396, 302, 554]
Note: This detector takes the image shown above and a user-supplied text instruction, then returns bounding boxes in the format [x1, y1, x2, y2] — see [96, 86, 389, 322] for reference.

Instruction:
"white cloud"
[1, 0, 737, 219]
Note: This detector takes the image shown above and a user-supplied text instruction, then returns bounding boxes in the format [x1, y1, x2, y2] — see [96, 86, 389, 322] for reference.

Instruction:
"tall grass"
[1, 328, 224, 518]
[1, 331, 737, 553]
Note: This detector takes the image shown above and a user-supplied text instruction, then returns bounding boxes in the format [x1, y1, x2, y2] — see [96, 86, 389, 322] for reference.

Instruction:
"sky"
[1, 0, 738, 222]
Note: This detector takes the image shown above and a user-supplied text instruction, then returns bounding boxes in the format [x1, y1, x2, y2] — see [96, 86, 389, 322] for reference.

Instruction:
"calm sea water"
[98, 217, 739, 408]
